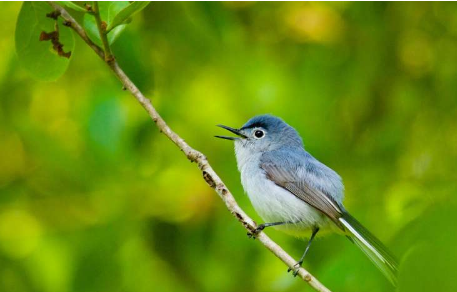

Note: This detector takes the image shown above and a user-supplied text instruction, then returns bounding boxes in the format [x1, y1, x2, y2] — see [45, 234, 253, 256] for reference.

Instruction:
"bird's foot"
[287, 261, 303, 277]
[247, 224, 265, 239]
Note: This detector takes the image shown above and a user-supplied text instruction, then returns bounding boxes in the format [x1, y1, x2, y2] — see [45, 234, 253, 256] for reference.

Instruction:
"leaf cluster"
[15, 1, 150, 81]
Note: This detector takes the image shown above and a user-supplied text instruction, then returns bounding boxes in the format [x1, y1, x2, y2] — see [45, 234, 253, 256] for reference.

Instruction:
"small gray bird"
[216, 114, 398, 285]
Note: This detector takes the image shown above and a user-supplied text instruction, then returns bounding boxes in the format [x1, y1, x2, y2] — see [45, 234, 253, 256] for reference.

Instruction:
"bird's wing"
[261, 150, 398, 285]
[260, 151, 344, 228]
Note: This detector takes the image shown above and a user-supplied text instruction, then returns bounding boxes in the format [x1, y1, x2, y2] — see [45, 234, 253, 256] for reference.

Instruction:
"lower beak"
[215, 124, 247, 140]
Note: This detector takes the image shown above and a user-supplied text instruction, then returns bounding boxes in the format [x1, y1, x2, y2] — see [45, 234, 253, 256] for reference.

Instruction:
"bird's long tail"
[339, 212, 398, 286]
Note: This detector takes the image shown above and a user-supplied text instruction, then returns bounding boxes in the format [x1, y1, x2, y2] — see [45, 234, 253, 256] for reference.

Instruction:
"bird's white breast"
[235, 149, 330, 236]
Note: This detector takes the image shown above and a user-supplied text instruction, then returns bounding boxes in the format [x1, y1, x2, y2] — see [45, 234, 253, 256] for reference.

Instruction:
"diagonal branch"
[46, 2, 331, 292]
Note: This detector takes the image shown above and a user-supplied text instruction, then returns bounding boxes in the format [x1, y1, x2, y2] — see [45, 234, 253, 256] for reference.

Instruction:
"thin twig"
[46, 2, 332, 292]
[92, 1, 113, 62]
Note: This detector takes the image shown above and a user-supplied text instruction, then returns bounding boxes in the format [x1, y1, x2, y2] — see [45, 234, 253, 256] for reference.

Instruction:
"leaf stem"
[92, 1, 113, 62]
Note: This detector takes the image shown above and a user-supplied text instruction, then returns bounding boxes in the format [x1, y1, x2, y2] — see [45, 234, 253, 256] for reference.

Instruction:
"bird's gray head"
[216, 114, 303, 156]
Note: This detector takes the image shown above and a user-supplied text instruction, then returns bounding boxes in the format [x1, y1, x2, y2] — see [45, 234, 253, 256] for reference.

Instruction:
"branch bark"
[47, 2, 331, 292]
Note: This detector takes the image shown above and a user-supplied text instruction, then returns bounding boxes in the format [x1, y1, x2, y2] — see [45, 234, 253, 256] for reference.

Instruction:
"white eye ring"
[253, 129, 265, 139]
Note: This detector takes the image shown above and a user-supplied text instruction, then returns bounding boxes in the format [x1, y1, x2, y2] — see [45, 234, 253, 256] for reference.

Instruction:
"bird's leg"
[247, 221, 290, 239]
[288, 227, 320, 277]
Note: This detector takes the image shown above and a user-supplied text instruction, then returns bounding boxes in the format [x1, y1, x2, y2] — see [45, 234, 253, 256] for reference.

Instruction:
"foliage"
[15, 2, 74, 81]
[2, 2, 457, 292]
[83, 1, 130, 47]
[15, 1, 149, 80]
[107, 1, 150, 33]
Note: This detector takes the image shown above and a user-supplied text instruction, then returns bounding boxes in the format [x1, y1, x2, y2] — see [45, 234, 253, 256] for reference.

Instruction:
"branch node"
[203, 171, 216, 188]
[233, 212, 252, 230]
[106, 55, 115, 63]
[46, 10, 60, 20]
[85, 4, 92, 12]
[101, 21, 107, 31]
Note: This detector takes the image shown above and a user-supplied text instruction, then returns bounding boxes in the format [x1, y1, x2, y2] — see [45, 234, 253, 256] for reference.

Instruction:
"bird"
[215, 114, 398, 286]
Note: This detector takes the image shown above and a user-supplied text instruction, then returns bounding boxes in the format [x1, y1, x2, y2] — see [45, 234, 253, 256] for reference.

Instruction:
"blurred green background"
[1, 2, 457, 292]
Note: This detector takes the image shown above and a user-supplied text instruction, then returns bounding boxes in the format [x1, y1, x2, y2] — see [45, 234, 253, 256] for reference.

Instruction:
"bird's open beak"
[215, 124, 247, 140]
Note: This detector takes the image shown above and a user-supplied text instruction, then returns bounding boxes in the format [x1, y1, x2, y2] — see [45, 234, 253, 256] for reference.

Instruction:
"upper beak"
[215, 124, 248, 140]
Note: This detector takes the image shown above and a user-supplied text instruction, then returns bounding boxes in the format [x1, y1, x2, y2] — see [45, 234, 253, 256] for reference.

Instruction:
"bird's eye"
[254, 130, 264, 139]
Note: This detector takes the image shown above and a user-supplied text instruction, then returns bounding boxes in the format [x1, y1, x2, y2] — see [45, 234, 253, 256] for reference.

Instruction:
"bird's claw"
[247, 225, 265, 239]
[287, 261, 303, 277]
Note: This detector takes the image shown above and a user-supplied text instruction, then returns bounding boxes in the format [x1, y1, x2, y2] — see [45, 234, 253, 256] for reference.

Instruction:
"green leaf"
[15, 2, 74, 81]
[57, 1, 87, 13]
[107, 1, 151, 32]
[83, 1, 129, 47]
